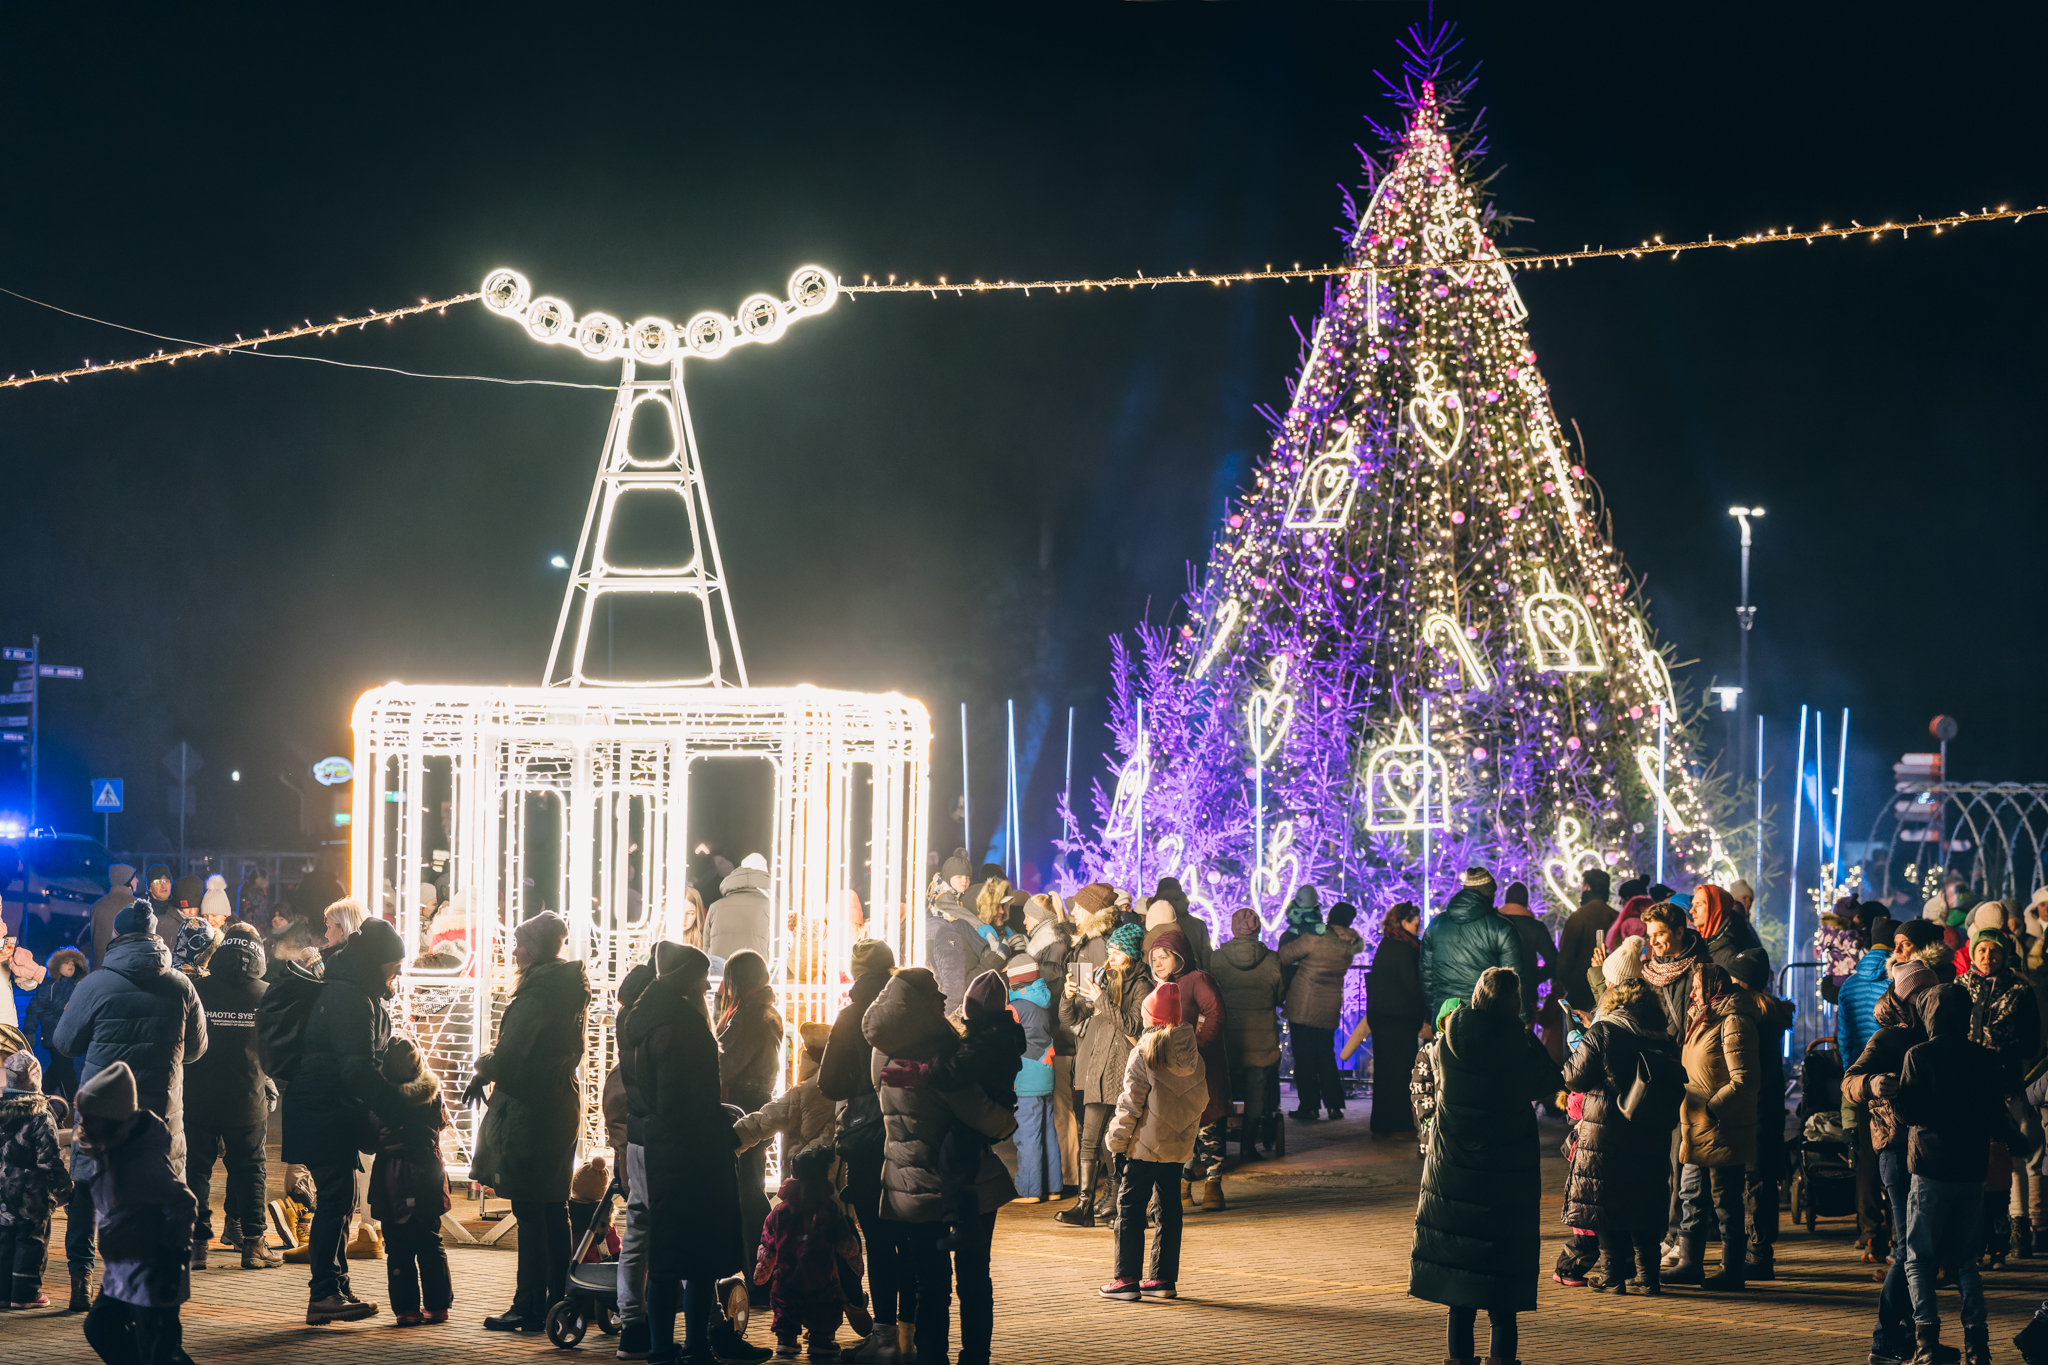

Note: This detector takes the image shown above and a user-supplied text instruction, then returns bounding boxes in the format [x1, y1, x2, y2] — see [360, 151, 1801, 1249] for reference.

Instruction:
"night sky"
[3, 7, 2043, 880]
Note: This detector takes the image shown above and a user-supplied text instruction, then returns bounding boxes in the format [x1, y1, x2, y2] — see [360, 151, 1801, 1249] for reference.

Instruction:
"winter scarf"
[1641, 927, 1704, 990]
[1685, 966, 1733, 1043]
[1285, 900, 1327, 938]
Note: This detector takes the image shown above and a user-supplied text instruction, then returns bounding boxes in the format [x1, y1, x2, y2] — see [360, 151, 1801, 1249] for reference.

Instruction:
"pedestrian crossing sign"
[92, 779, 123, 812]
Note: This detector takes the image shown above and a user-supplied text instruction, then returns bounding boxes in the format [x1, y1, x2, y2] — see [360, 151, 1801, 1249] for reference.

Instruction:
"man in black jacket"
[1895, 984, 2022, 1365]
[52, 901, 207, 1311]
[1554, 869, 1616, 1017]
[185, 923, 281, 1271]
[281, 918, 412, 1325]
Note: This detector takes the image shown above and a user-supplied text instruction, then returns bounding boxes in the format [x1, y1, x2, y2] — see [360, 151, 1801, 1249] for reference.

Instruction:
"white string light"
[5, 203, 2036, 392]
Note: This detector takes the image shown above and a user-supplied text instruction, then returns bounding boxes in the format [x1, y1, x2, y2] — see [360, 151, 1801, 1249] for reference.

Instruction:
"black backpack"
[256, 959, 325, 1082]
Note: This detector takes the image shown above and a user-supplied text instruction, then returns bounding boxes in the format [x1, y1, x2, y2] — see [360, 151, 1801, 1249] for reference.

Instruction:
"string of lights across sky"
[0, 204, 2037, 392]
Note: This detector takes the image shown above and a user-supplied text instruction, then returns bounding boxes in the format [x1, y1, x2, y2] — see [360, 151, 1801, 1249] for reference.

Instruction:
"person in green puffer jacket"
[1421, 870, 1536, 1024]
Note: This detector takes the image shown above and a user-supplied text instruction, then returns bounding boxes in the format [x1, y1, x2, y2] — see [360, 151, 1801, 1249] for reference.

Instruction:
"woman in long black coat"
[1560, 979, 1682, 1293]
[1409, 967, 1563, 1365]
[467, 913, 590, 1331]
[1367, 902, 1426, 1136]
[621, 943, 746, 1365]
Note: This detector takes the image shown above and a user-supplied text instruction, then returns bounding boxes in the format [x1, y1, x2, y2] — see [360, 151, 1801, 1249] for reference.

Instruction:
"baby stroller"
[1787, 1038, 1857, 1230]
[546, 1171, 752, 1350]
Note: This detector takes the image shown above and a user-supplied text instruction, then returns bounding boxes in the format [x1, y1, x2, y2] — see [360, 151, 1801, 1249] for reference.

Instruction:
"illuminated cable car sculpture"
[350, 266, 930, 1180]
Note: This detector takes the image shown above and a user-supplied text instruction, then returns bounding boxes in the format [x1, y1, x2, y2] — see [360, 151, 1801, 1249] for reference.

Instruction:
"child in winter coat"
[1004, 954, 1061, 1202]
[369, 1035, 452, 1326]
[22, 947, 86, 1102]
[1099, 982, 1206, 1302]
[733, 1021, 837, 1158]
[74, 1061, 196, 1365]
[0, 1051, 71, 1308]
[1409, 997, 1462, 1159]
[879, 969, 1024, 1252]
[755, 1145, 864, 1359]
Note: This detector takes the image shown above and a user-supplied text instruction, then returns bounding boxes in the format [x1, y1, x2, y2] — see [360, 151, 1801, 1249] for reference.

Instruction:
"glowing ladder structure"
[545, 365, 746, 687]
[477, 262, 839, 688]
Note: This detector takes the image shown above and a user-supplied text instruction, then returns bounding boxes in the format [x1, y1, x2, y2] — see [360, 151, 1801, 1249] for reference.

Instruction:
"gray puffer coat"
[1104, 1023, 1206, 1165]
[1280, 924, 1363, 1030]
[1209, 936, 1283, 1068]
[863, 972, 1016, 1223]
[1059, 963, 1150, 1106]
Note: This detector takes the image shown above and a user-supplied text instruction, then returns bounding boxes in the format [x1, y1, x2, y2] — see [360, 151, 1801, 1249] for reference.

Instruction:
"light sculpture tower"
[350, 264, 930, 1179]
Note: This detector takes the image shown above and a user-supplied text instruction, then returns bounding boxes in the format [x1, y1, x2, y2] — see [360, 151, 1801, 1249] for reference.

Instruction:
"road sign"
[1, 648, 31, 662]
[0, 734, 22, 745]
[312, 756, 353, 786]
[38, 665, 82, 680]
[92, 779, 124, 812]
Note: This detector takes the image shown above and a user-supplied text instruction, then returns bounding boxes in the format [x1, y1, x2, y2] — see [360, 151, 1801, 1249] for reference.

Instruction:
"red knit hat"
[1143, 981, 1181, 1027]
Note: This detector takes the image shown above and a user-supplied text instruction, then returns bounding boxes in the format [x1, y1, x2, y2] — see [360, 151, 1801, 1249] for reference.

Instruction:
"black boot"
[1964, 1323, 1991, 1365]
[1663, 1232, 1706, 1287]
[2017, 1214, 2036, 1259]
[67, 1267, 91, 1313]
[1746, 1241, 1776, 1281]
[483, 1295, 545, 1332]
[2016, 1297, 2048, 1365]
[1910, 1323, 1943, 1365]
[1702, 1236, 1748, 1291]
[1586, 1250, 1630, 1295]
[1054, 1160, 1098, 1228]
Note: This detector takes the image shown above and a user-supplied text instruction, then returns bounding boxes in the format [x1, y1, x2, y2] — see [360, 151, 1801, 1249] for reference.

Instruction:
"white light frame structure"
[353, 684, 930, 1175]
[348, 263, 932, 1179]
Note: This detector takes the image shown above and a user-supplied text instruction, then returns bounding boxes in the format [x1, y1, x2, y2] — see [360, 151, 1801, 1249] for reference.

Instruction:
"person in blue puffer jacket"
[1839, 919, 1897, 1070]
[1839, 916, 1898, 1257]
[1005, 954, 1060, 1203]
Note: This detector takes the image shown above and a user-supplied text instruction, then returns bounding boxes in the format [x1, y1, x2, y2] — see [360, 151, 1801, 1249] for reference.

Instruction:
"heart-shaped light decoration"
[1424, 215, 1489, 286]
[1359, 717, 1450, 831]
[1520, 568, 1605, 674]
[1245, 655, 1294, 762]
[1406, 360, 1466, 464]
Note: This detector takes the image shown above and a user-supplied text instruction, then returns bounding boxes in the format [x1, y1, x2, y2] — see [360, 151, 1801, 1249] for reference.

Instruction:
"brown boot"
[242, 1236, 284, 1269]
[1201, 1178, 1226, 1212]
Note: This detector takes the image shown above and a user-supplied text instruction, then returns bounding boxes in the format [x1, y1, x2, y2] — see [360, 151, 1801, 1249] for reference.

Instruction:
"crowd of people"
[9, 849, 2048, 1364]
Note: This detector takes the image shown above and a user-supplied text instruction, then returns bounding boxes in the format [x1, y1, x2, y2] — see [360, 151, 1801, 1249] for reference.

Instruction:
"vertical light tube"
[1755, 715, 1765, 890]
[959, 703, 970, 863]
[1833, 707, 1850, 887]
[1005, 699, 1020, 882]
[1134, 697, 1146, 891]
[1655, 704, 1668, 885]
[1421, 696, 1433, 918]
[1253, 699, 1264, 916]
[1789, 704, 1809, 975]
[1811, 709, 1829, 877]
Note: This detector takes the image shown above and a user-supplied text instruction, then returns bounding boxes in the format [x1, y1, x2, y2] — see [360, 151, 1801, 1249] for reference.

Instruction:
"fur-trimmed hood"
[1073, 906, 1117, 943]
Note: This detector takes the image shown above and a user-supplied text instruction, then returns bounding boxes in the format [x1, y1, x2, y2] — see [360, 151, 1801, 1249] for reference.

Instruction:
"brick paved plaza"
[8, 1111, 2044, 1364]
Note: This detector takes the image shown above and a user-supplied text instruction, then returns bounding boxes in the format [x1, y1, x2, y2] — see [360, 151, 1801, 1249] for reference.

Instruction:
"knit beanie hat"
[1435, 996, 1462, 1029]
[1870, 918, 1899, 949]
[1290, 885, 1320, 911]
[655, 942, 711, 982]
[3, 1050, 40, 1093]
[172, 875, 205, 913]
[1003, 953, 1042, 988]
[1230, 907, 1259, 939]
[1460, 867, 1496, 891]
[1107, 923, 1144, 959]
[963, 969, 1007, 1020]
[76, 1060, 139, 1120]
[1502, 881, 1530, 908]
[1073, 883, 1117, 914]
[145, 863, 172, 888]
[849, 938, 896, 978]
[1922, 895, 1947, 923]
[1142, 981, 1181, 1027]
[940, 849, 971, 880]
[1728, 879, 1755, 905]
[200, 874, 231, 921]
[1602, 935, 1645, 986]
[515, 910, 569, 956]
[112, 901, 156, 938]
[1975, 903, 2007, 932]
[355, 917, 407, 966]
[1617, 876, 1650, 902]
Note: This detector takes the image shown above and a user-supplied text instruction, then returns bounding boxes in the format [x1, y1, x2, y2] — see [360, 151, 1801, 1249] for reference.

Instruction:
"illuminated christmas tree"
[1065, 23, 1745, 936]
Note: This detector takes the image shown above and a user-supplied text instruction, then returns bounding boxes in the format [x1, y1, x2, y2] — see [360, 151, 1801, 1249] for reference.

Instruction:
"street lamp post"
[1728, 506, 1764, 778]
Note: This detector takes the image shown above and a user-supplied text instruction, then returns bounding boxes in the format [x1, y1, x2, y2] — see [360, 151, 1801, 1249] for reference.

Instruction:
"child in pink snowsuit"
[754, 1146, 863, 1358]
